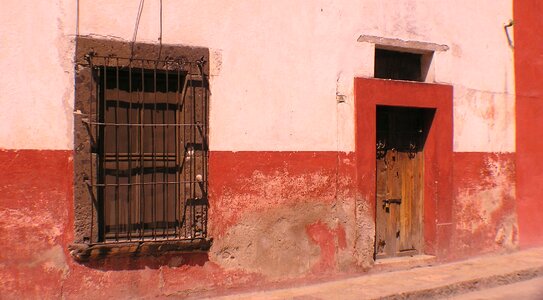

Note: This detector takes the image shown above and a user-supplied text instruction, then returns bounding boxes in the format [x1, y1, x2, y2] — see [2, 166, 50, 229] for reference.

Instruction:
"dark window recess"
[374, 49, 422, 82]
[83, 55, 209, 244]
[376, 105, 435, 153]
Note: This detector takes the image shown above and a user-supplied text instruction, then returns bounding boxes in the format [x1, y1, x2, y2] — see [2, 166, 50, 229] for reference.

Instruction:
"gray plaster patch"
[211, 202, 335, 278]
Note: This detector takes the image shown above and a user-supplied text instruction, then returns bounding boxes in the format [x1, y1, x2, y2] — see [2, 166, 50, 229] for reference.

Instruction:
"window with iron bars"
[72, 38, 210, 259]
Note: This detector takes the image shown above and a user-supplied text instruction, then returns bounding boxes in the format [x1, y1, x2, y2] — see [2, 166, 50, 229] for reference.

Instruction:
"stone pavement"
[211, 247, 543, 299]
[448, 277, 543, 300]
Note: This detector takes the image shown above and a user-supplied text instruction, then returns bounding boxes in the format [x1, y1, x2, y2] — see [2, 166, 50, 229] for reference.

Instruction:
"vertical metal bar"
[127, 60, 133, 241]
[100, 59, 107, 241]
[140, 61, 145, 240]
[196, 62, 204, 238]
[115, 59, 120, 242]
[174, 67, 180, 239]
[191, 63, 201, 238]
[201, 63, 208, 238]
[177, 65, 190, 239]
[88, 55, 95, 244]
[164, 68, 169, 238]
[183, 68, 188, 239]
[152, 60, 158, 239]
[189, 64, 197, 238]
[201, 65, 205, 195]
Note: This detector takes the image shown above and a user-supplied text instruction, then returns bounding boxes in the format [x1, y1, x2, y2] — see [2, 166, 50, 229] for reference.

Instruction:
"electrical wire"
[158, 0, 163, 59]
[130, 0, 145, 60]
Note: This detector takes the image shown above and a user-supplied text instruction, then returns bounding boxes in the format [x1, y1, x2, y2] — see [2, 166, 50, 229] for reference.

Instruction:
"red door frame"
[354, 78, 453, 257]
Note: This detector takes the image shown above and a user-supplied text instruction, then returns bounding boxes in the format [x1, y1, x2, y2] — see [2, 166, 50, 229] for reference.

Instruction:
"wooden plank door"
[375, 106, 426, 259]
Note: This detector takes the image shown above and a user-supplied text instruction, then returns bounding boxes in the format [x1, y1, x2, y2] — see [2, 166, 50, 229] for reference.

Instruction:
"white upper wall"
[0, 0, 515, 152]
[0, 0, 76, 150]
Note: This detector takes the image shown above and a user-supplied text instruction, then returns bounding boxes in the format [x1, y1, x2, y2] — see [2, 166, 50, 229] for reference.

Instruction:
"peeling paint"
[208, 151, 365, 278]
[306, 221, 348, 273]
[0, 0, 532, 296]
[209, 152, 341, 238]
[211, 203, 325, 278]
[453, 153, 518, 256]
[453, 86, 515, 152]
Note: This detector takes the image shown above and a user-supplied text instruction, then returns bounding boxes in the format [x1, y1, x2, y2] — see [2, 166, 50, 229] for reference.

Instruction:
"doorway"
[375, 106, 435, 259]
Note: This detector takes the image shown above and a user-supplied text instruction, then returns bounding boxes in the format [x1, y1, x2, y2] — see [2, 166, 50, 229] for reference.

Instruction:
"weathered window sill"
[69, 238, 212, 262]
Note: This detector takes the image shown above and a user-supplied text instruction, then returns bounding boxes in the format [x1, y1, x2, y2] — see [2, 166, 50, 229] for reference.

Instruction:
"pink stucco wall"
[0, 1, 527, 298]
[1, 0, 515, 152]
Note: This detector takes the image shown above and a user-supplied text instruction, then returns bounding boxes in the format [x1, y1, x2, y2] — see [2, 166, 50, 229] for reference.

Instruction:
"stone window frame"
[70, 36, 212, 261]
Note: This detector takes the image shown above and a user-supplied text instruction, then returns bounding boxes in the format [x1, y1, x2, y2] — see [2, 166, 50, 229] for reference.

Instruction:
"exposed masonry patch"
[208, 152, 374, 277]
[211, 202, 352, 278]
[353, 195, 375, 269]
[211, 169, 337, 238]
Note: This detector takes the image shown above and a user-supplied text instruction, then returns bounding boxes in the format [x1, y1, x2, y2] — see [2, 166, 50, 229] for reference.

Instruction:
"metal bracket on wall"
[504, 19, 514, 49]
[81, 118, 97, 151]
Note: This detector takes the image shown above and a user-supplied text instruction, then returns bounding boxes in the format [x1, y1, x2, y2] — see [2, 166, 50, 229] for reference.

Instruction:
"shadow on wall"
[80, 252, 209, 271]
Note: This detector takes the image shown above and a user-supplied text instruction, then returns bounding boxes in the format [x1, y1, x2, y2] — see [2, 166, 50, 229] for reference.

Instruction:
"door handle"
[383, 198, 402, 209]
[384, 199, 402, 205]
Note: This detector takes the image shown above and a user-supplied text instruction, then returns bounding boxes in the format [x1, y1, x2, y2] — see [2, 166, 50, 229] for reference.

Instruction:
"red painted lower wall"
[452, 152, 517, 258]
[0, 149, 361, 298]
[207, 151, 364, 277]
[0, 149, 518, 297]
[514, 0, 543, 247]
[0, 150, 250, 299]
[209, 151, 348, 238]
[0, 150, 73, 299]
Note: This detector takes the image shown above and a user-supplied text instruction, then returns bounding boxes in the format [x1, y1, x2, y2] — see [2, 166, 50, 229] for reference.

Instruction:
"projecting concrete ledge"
[211, 247, 543, 300]
[358, 34, 449, 53]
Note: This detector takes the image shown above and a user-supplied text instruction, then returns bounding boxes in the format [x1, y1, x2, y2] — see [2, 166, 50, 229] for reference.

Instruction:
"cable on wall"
[158, 0, 163, 59]
[130, 0, 145, 60]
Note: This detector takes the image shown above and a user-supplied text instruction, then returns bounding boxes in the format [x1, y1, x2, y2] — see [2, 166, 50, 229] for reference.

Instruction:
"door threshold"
[373, 255, 436, 273]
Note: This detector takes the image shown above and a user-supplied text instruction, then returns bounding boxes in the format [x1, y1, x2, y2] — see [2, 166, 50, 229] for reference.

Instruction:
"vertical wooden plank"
[399, 151, 413, 251]
[397, 150, 423, 254]
[414, 151, 424, 252]
[375, 155, 388, 258]
[396, 153, 424, 254]
[386, 149, 401, 257]
[385, 150, 392, 257]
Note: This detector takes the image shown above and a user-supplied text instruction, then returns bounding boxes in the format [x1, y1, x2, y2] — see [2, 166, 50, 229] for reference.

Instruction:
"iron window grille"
[80, 53, 209, 245]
